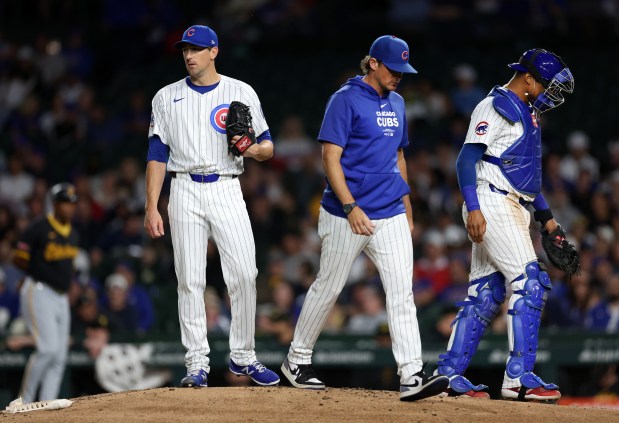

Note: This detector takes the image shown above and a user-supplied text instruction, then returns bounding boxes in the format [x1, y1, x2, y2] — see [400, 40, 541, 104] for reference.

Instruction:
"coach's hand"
[347, 207, 375, 236]
[144, 207, 165, 238]
[466, 209, 486, 243]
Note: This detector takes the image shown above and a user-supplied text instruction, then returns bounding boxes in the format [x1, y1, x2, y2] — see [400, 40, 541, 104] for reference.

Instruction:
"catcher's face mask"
[532, 67, 574, 114]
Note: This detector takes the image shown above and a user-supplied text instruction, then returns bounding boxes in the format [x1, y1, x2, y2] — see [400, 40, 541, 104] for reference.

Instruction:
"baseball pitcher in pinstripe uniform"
[280, 35, 449, 402]
[435, 49, 575, 401]
[144, 25, 279, 388]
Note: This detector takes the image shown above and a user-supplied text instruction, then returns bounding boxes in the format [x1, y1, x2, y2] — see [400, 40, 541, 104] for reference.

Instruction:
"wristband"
[533, 209, 553, 226]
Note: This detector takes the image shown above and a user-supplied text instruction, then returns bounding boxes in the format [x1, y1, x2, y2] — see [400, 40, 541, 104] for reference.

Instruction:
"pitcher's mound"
[1, 387, 614, 422]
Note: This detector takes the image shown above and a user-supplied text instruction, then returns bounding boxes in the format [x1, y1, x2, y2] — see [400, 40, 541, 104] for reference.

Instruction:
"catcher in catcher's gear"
[434, 49, 577, 402]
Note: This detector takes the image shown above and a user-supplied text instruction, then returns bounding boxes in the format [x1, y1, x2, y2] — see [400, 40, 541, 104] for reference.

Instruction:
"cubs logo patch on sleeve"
[475, 121, 489, 135]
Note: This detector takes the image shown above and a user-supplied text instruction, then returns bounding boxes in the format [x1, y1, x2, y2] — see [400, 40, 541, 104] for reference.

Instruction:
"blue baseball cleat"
[180, 369, 209, 388]
[229, 360, 280, 386]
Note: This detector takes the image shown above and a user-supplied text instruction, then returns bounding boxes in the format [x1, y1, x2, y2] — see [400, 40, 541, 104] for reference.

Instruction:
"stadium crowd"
[0, 0, 618, 396]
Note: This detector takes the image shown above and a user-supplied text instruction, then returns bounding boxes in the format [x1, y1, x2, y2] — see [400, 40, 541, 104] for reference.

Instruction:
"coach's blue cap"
[369, 35, 417, 74]
[174, 25, 218, 49]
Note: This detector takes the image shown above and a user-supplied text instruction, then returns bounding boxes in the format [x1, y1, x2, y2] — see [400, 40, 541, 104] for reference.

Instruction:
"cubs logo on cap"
[369, 35, 417, 74]
[174, 25, 218, 49]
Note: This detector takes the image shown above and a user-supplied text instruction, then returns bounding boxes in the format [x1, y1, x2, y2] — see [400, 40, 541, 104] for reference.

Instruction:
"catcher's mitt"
[540, 225, 580, 274]
[226, 101, 256, 157]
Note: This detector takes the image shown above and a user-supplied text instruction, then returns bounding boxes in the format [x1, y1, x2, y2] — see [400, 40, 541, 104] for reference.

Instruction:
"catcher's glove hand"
[540, 225, 580, 275]
[226, 101, 256, 157]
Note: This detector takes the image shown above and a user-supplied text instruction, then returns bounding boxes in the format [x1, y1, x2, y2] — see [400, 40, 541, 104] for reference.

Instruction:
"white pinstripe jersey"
[464, 95, 535, 202]
[148, 75, 269, 175]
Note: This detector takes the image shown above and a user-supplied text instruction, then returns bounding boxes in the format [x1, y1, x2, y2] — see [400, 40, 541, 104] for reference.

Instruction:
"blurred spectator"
[438, 257, 470, 304]
[0, 153, 35, 206]
[346, 285, 388, 335]
[0, 239, 24, 293]
[586, 274, 619, 332]
[100, 272, 139, 334]
[404, 79, 450, 124]
[275, 114, 315, 171]
[547, 184, 581, 232]
[559, 131, 600, 184]
[414, 229, 451, 296]
[450, 64, 486, 117]
[279, 232, 319, 285]
[204, 286, 230, 335]
[113, 261, 155, 334]
[0, 268, 18, 334]
[33, 34, 66, 88]
[72, 288, 111, 358]
[0, 46, 41, 127]
[544, 271, 600, 328]
[0, 205, 16, 242]
[257, 280, 297, 344]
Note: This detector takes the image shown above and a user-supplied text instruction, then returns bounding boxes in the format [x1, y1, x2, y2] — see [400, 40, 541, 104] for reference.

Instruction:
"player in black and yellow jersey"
[13, 183, 78, 403]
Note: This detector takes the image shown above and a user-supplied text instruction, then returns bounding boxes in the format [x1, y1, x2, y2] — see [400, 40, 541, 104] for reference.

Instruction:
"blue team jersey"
[318, 76, 410, 219]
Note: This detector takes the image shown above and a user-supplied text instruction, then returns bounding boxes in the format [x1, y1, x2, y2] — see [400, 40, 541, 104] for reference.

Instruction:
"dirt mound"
[1, 387, 614, 422]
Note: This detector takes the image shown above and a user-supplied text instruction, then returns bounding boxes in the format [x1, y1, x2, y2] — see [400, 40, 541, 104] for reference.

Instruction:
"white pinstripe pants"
[288, 207, 423, 381]
[169, 175, 258, 373]
[466, 183, 537, 283]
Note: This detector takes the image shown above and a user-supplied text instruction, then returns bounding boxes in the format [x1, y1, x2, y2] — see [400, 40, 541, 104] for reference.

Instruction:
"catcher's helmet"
[50, 182, 77, 203]
[508, 48, 574, 113]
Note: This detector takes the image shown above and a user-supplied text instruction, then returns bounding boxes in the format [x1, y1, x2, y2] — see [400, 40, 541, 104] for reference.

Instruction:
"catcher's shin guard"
[505, 262, 557, 390]
[437, 272, 506, 390]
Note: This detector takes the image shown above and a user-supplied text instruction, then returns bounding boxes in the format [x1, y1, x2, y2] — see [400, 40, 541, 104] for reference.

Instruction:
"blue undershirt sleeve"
[532, 193, 550, 211]
[147, 135, 169, 163]
[456, 143, 487, 212]
[257, 129, 272, 143]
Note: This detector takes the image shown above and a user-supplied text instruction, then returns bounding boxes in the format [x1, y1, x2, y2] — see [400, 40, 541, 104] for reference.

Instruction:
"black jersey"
[14, 214, 79, 292]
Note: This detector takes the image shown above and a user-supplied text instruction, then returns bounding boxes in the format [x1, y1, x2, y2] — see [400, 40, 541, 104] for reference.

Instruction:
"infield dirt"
[1, 387, 616, 422]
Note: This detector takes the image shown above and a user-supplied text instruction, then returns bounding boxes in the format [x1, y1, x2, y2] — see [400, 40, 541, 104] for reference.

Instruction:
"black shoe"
[281, 358, 325, 389]
[400, 370, 449, 401]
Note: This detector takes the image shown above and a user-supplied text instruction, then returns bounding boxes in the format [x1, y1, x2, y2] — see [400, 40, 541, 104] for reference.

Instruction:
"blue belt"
[488, 184, 530, 207]
[482, 154, 501, 165]
[169, 172, 237, 183]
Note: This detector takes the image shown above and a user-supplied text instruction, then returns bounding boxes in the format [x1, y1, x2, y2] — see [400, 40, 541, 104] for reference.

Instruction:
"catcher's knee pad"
[506, 261, 552, 379]
[437, 272, 506, 378]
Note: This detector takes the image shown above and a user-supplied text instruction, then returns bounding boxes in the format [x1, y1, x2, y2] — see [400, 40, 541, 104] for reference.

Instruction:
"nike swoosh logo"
[405, 379, 420, 388]
[380, 103, 387, 108]
[173, 97, 185, 103]
[289, 366, 300, 376]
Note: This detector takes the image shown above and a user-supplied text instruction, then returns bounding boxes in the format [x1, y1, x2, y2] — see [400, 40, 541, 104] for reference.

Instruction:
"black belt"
[488, 184, 530, 207]
[169, 172, 238, 183]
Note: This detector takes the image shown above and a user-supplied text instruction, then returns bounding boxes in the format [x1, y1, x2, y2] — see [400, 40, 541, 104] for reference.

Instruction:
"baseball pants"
[288, 207, 423, 381]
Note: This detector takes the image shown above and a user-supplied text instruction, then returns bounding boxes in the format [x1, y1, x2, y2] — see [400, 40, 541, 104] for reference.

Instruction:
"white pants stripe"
[288, 208, 423, 381]
[169, 175, 257, 372]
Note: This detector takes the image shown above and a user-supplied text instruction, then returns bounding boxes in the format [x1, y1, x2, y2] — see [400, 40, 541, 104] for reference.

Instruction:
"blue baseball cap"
[174, 25, 218, 49]
[369, 35, 417, 74]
